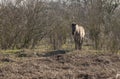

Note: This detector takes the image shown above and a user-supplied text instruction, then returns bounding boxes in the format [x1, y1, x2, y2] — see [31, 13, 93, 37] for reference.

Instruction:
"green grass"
[0, 43, 119, 54]
[62, 43, 74, 50]
[0, 49, 21, 54]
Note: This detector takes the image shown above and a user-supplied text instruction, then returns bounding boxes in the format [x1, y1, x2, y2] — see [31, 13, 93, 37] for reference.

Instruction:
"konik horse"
[71, 23, 85, 50]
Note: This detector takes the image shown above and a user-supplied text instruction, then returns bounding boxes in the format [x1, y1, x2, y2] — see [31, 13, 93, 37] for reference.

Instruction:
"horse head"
[71, 23, 76, 35]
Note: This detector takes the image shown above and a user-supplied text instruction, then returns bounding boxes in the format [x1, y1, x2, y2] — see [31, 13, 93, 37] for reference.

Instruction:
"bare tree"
[0, 0, 119, 52]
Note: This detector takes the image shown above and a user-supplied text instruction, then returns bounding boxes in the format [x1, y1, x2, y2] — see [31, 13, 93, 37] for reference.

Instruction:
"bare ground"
[0, 50, 120, 79]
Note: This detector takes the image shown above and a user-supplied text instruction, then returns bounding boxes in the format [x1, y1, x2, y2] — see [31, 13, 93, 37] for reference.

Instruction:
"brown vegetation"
[0, 0, 119, 52]
[0, 0, 120, 78]
[0, 50, 120, 79]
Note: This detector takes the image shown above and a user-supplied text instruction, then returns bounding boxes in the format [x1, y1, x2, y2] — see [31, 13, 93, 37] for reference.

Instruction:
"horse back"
[76, 25, 85, 38]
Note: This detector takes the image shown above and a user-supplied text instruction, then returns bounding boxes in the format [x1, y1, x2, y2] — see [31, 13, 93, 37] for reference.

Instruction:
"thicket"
[0, 0, 119, 52]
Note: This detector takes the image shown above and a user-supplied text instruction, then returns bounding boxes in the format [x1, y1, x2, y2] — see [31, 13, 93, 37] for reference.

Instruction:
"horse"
[71, 23, 85, 50]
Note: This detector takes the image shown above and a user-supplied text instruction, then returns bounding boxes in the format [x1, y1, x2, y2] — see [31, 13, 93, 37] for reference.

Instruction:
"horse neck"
[75, 25, 80, 33]
[75, 24, 79, 29]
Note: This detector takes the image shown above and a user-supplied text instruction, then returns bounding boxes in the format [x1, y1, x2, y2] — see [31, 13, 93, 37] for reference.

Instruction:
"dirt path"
[0, 50, 120, 79]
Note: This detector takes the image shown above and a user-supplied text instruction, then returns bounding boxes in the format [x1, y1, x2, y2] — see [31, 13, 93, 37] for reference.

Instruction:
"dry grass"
[0, 49, 119, 79]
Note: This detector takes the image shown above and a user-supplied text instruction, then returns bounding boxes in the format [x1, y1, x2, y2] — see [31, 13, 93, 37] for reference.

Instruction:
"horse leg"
[76, 36, 81, 50]
[79, 43, 82, 50]
[75, 41, 77, 50]
[77, 37, 81, 50]
[79, 38, 83, 50]
[74, 37, 77, 50]
[76, 41, 79, 50]
[77, 40, 79, 50]
[74, 34, 81, 50]
[77, 36, 80, 50]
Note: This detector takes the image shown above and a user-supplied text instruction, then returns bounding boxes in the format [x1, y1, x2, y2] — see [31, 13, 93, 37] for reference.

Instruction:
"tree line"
[0, 0, 120, 52]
